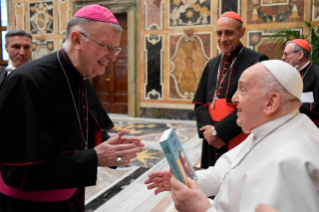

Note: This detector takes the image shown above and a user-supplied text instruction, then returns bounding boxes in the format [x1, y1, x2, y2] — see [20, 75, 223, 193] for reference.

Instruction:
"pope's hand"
[94, 130, 144, 167]
[171, 176, 211, 212]
[145, 170, 172, 194]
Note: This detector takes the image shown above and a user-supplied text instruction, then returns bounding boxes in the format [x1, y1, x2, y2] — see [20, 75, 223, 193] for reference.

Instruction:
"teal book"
[159, 128, 198, 186]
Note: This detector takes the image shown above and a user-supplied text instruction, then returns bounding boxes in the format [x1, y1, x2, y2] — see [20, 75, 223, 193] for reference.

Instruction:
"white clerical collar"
[297, 60, 311, 72]
[5, 60, 16, 75]
[251, 110, 300, 141]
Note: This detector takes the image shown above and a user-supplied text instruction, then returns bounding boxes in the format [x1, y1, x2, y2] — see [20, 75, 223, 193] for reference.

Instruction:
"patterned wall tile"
[248, 0, 303, 24]
[58, 0, 69, 34]
[247, 28, 303, 59]
[145, 0, 163, 30]
[169, 0, 211, 28]
[29, 1, 54, 35]
[169, 32, 211, 100]
[144, 35, 163, 99]
[15, 3, 25, 30]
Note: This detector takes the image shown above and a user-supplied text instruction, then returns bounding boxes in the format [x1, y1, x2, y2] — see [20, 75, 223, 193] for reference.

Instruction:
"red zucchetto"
[292, 39, 310, 52]
[219, 11, 243, 23]
[74, 4, 119, 25]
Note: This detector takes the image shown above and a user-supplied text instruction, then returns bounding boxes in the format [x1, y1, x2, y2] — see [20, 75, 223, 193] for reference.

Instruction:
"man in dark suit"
[0, 29, 32, 86]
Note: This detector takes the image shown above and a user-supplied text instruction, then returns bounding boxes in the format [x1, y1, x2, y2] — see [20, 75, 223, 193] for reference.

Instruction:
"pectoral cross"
[211, 92, 218, 108]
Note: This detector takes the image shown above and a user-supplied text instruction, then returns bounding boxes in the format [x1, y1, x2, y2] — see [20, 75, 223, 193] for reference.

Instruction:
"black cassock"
[193, 45, 268, 168]
[0, 49, 113, 212]
[299, 62, 319, 128]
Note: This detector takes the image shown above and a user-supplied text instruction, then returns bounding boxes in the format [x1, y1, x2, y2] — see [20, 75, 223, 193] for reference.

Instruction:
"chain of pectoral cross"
[211, 47, 244, 108]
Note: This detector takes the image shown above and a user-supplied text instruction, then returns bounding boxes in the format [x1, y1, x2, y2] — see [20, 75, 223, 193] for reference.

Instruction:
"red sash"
[208, 98, 248, 150]
[0, 172, 77, 202]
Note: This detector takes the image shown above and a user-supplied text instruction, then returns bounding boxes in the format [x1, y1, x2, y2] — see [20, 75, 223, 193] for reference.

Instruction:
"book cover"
[159, 128, 197, 186]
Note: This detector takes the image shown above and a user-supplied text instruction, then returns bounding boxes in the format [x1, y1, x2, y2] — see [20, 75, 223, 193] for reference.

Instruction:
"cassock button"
[85, 117, 88, 121]
[82, 93, 85, 97]
[85, 129, 88, 133]
[83, 105, 86, 109]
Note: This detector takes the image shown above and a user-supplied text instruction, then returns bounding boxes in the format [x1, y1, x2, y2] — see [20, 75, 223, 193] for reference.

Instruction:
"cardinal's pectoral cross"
[211, 92, 218, 108]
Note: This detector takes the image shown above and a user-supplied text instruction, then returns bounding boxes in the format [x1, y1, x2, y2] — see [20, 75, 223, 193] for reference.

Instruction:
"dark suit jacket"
[0, 66, 7, 88]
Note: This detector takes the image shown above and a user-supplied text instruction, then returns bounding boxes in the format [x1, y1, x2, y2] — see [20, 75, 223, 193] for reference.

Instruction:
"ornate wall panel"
[32, 40, 54, 60]
[219, 0, 240, 16]
[15, 3, 25, 30]
[169, 33, 211, 100]
[169, 0, 211, 27]
[247, 28, 303, 59]
[29, 1, 54, 35]
[144, 35, 164, 99]
[312, 0, 319, 21]
[58, 0, 69, 34]
[248, 0, 304, 24]
[145, 0, 163, 30]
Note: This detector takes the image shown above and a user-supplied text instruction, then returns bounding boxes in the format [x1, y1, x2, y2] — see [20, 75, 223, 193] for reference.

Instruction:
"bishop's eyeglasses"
[282, 51, 299, 57]
[79, 32, 122, 56]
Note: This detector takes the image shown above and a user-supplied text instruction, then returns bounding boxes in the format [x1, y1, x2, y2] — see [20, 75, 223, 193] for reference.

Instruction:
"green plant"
[270, 21, 319, 65]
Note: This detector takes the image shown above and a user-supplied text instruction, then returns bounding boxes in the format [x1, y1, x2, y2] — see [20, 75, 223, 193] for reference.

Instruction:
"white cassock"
[196, 110, 319, 212]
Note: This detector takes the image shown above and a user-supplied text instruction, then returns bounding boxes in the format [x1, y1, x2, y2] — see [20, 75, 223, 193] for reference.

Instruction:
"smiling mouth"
[98, 61, 107, 66]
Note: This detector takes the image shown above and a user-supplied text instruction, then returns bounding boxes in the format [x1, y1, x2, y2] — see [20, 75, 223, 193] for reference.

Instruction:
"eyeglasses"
[79, 32, 122, 56]
[282, 51, 299, 57]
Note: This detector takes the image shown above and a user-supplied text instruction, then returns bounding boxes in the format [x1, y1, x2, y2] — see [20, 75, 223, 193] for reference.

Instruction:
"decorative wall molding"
[144, 34, 163, 99]
[144, 0, 163, 30]
[15, 3, 25, 30]
[168, 32, 211, 100]
[58, 0, 69, 34]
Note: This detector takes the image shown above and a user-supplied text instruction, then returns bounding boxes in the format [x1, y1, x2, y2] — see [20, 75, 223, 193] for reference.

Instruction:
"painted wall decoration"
[248, 0, 303, 24]
[29, 1, 54, 34]
[169, 0, 211, 27]
[169, 32, 210, 100]
[15, 3, 25, 30]
[219, 0, 240, 16]
[32, 40, 54, 60]
[58, 0, 69, 34]
[144, 35, 163, 99]
[145, 0, 163, 30]
[312, 0, 319, 21]
[247, 28, 303, 59]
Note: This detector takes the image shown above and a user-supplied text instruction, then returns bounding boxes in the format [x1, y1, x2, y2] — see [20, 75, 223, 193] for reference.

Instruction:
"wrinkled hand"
[94, 130, 144, 167]
[145, 170, 172, 195]
[200, 125, 226, 149]
[171, 176, 212, 212]
[255, 204, 281, 212]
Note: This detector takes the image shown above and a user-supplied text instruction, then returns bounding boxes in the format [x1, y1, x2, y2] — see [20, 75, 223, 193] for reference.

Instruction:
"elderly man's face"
[77, 21, 122, 78]
[282, 43, 300, 69]
[232, 64, 267, 133]
[216, 17, 245, 54]
[5, 35, 32, 68]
